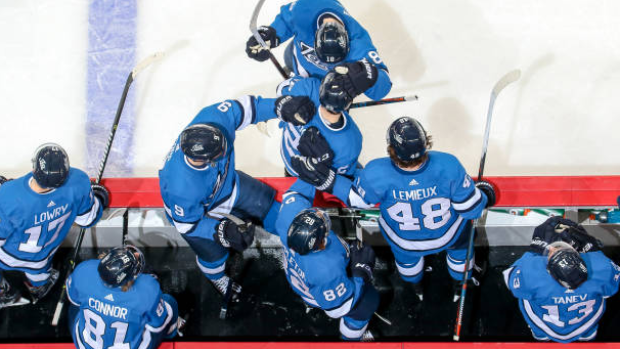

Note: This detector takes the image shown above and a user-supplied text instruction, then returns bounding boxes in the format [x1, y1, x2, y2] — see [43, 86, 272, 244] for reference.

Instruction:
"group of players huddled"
[1, 0, 619, 347]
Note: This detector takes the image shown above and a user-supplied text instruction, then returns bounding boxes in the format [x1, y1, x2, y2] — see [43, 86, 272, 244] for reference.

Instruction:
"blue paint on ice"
[86, 0, 137, 177]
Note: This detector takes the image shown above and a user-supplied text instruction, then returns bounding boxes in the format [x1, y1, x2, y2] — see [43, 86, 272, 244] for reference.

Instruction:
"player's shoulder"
[0, 174, 28, 197]
[365, 157, 393, 172]
[132, 274, 163, 309]
[65, 167, 92, 188]
[428, 151, 461, 166]
[585, 251, 618, 280]
[72, 259, 100, 284]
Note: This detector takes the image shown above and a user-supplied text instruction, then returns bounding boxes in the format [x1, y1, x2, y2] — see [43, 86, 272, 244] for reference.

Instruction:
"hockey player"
[158, 94, 315, 301]
[67, 245, 182, 349]
[504, 219, 619, 343]
[246, 0, 392, 101]
[291, 117, 496, 297]
[0, 143, 108, 308]
[275, 181, 379, 341]
[277, 70, 362, 180]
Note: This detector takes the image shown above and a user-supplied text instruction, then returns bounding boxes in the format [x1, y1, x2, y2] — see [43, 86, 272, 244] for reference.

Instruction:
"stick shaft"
[351, 95, 418, 109]
[453, 69, 520, 340]
[52, 52, 163, 326]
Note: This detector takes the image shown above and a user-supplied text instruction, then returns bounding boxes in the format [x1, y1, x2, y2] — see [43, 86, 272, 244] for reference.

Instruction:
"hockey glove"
[245, 26, 280, 62]
[336, 59, 378, 96]
[297, 127, 334, 167]
[349, 242, 376, 282]
[475, 180, 496, 208]
[290, 155, 336, 193]
[275, 95, 316, 126]
[0, 175, 12, 187]
[91, 183, 110, 209]
[214, 219, 255, 252]
[530, 217, 603, 254]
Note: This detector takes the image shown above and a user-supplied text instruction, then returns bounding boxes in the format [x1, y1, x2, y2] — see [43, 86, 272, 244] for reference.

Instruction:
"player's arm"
[142, 281, 176, 338]
[313, 274, 359, 319]
[268, 2, 296, 43]
[65, 262, 86, 307]
[74, 173, 109, 228]
[450, 162, 491, 220]
[600, 254, 620, 298]
[223, 95, 315, 131]
[245, 3, 294, 61]
[502, 255, 531, 300]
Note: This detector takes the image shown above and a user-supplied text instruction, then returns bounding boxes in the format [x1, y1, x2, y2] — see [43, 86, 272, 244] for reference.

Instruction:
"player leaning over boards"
[292, 117, 497, 300]
[277, 70, 362, 179]
[246, 0, 391, 100]
[67, 245, 182, 349]
[158, 94, 315, 303]
[275, 181, 379, 341]
[0, 143, 109, 308]
[504, 217, 619, 343]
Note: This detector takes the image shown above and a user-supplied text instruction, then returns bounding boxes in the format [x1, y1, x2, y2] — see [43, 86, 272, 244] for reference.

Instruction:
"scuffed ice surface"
[85, 0, 136, 178]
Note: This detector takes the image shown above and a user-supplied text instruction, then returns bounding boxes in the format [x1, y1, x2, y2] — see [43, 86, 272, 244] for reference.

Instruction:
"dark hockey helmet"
[98, 245, 145, 288]
[180, 123, 227, 163]
[31, 143, 70, 189]
[546, 241, 588, 290]
[319, 70, 353, 113]
[287, 208, 331, 255]
[386, 117, 428, 161]
[315, 20, 349, 63]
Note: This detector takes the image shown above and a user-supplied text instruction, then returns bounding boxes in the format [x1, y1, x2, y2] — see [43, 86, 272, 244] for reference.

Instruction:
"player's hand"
[298, 127, 334, 167]
[349, 242, 376, 282]
[290, 155, 336, 193]
[246, 26, 280, 62]
[0, 175, 12, 187]
[275, 95, 316, 126]
[530, 217, 603, 254]
[214, 219, 255, 252]
[475, 180, 496, 208]
[335, 59, 378, 96]
[91, 183, 110, 208]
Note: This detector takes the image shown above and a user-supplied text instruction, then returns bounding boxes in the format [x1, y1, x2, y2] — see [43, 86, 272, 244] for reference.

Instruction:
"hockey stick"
[250, 0, 288, 79]
[51, 52, 165, 326]
[453, 69, 520, 341]
[350, 94, 419, 109]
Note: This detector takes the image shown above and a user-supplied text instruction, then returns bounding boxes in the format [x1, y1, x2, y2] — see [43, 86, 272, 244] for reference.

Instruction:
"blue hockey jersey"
[270, 0, 392, 100]
[331, 151, 487, 260]
[159, 96, 278, 239]
[0, 169, 101, 273]
[67, 259, 175, 349]
[275, 183, 364, 318]
[504, 251, 620, 343]
[277, 76, 363, 178]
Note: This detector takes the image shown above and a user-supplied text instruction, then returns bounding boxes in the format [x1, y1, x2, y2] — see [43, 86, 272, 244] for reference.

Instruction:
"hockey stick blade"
[491, 69, 521, 97]
[249, 0, 288, 79]
[249, 0, 268, 49]
[131, 52, 165, 80]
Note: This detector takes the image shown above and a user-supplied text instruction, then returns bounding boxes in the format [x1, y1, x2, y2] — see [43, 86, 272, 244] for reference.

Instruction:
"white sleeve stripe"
[74, 198, 100, 226]
[452, 188, 482, 211]
[503, 267, 514, 287]
[66, 282, 79, 306]
[324, 295, 354, 318]
[74, 321, 87, 349]
[276, 78, 296, 97]
[236, 95, 254, 131]
[163, 204, 196, 234]
[348, 189, 374, 209]
[145, 300, 174, 333]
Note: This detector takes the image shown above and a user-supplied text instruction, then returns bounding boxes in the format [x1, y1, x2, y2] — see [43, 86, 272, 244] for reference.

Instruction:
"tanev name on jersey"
[33, 203, 69, 225]
[391, 186, 437, 202]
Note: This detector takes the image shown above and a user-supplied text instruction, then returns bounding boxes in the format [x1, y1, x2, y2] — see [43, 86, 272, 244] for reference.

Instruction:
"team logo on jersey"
[512, 277, 520, 289]
[299, 42, 328, 71]
[463, 175, 471, 188]
[105, 294, 115, 302]
[47, 200, 56, 208]
[409, 179, 419, 186]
